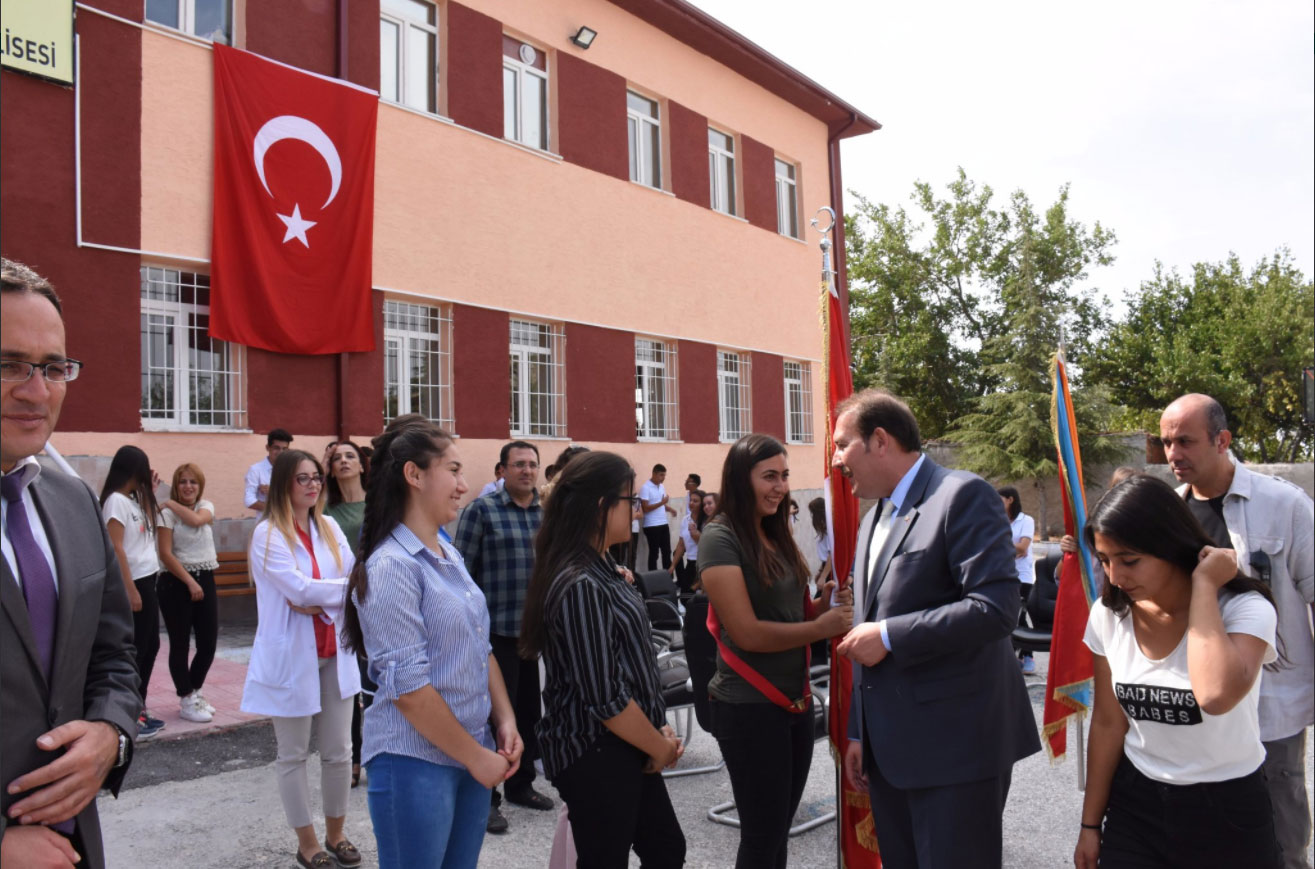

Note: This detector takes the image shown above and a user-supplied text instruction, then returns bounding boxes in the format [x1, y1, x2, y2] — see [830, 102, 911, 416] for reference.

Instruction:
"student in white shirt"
[997, 487, 1037, 673]
[245, 428, 292, 512]
[669, 489, 705, 595]
[1075, 475, 1280, 869]
[638, 464, 677, 571]
[99, 445, 164, 738]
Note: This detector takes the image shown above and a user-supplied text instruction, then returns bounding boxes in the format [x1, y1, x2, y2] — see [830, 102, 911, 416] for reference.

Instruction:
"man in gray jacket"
[1161, 393, 1314, 869]
[1, 259, 140, 869]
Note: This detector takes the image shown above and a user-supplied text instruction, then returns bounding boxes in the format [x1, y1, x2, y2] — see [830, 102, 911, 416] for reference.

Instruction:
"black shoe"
[486, 804, 509, 834]
[506, 786, 554, 811]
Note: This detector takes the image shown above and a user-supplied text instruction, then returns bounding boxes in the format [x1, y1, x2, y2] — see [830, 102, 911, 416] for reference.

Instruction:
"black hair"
[267, 428, 293, 446]
[835, 388, 921, 452]
[808, 496, 828, 538]
[341, 414, 455, 654]
[1085, 475, 1275, 618]
[653, 463, 666, 474]
[520, 451, 635, 658]
[99, 445, 159, 533]
[686, 473, 701, 487]
[690, 490, 709, 531]
[713, 434, 808, 587]
[1, 257, 62, 314]
[500, 440, 538, 465]
[325, 440, 370, 507]
[997, 486, 1022, 520]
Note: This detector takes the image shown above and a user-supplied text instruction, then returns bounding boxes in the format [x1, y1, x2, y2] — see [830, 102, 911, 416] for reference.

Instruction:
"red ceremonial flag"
[823, 266, 881, 867]
[209, 45, 377, 354]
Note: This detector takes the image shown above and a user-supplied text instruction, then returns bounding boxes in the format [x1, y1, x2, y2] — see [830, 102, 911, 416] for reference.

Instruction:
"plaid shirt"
[453, 486, 542, 637]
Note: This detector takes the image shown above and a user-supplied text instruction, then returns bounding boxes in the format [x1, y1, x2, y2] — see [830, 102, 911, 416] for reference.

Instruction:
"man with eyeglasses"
[454, 440, 552, 833]
[1, 258, 141, 869]
[245, 427, 293, 513]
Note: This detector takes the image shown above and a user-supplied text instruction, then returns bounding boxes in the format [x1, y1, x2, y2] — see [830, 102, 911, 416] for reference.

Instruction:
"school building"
[0, 0, 879, 523]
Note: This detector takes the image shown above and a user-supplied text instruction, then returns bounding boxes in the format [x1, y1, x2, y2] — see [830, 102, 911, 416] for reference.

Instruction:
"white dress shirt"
[244, 458, 274, 510]
[870, 452, 927, 651]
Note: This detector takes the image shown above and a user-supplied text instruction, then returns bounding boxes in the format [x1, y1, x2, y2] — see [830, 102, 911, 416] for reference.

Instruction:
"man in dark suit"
[834, 389, 1039, 868]
[1, 259, 140, 868]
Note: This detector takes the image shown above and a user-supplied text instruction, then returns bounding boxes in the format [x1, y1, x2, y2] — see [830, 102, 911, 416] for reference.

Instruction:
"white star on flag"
[277, 203, 316, 248]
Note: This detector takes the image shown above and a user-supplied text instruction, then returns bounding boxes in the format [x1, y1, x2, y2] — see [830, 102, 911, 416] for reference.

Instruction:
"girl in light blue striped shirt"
[342, 415, 523, 869]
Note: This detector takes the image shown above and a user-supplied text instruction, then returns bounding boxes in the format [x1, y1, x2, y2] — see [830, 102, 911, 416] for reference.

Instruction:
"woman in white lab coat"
[242, 449, 363, 869]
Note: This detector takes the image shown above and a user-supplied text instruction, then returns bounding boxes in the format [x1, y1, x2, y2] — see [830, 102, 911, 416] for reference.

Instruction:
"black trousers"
[1017, 582, 1033, 659]
[643, 525, 672, 571]
[489, 632, 541, 804]
[674, 556, 698, 595]
[552, 731, 685, 869]
[131, 573, 161, 709]
[1099, 754, 1279, 868]
[863, 736, 1012, 868]
[156, 568, 219, 697]
[710, 699, 814, 869]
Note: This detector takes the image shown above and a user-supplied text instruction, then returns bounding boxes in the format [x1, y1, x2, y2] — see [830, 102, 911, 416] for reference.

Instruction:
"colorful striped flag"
[1043, 351, 1100, 761]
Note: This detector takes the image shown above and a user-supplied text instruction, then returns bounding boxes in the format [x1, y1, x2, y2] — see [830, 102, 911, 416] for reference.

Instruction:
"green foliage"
[1090, 251, 1314, 462]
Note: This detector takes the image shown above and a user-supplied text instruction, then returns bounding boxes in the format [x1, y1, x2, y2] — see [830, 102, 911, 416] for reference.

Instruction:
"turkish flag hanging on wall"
[209, 45, 377, 354]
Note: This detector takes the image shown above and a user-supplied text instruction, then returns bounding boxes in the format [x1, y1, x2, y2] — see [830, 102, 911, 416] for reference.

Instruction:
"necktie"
[2, 473, 57, 681]
[864, 500, 900, 612]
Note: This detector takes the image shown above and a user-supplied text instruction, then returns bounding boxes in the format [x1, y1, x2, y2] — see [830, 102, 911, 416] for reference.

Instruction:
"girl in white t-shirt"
[100, 445, 165, 737]
[1075, 475, 1279, 869]
[998, 487, 1037, 673]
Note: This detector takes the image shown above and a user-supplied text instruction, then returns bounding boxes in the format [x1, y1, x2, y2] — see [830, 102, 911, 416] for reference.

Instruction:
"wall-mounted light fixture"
[569, 26, 597, 49]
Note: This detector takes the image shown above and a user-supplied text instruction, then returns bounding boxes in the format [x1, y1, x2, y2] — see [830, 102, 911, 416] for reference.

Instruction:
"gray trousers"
[271, 657, 354, 829]
[1264, 729, 1313, 869]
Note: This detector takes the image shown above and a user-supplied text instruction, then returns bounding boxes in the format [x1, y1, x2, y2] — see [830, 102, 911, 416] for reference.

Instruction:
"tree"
[1090, 251, 1314, 462]
[846, 169, 1124, 530]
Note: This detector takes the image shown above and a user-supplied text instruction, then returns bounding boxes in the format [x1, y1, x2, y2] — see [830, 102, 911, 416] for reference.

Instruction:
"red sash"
[706, 589, 814, 714]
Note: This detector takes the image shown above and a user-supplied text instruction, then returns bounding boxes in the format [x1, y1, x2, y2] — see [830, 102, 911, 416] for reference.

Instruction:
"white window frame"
[139, 266, 245, 431]
[383, 300, 453, 429]
[717, 350, 752, 442]
[783, 360, 814, 444]
[503, 39, 550, 151]
[775, 158, 800, 239]
[509, 319, 566, 437]
[627, 91, 662, 189]
[708, 127, 737, 216]
[380, 0, 439, 115]
[635, 338, 679, 441]
[145, 0, 232, 43]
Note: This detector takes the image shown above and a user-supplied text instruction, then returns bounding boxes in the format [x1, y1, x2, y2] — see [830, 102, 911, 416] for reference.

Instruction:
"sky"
[689, 0, 1315, 310]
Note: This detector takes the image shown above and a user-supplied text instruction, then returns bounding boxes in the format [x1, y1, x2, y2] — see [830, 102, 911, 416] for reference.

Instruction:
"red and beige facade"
[1, 0, 878, 519]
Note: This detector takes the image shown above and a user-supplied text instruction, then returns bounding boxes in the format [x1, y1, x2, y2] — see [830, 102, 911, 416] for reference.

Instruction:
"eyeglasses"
[0, 359, 84, 383]
[508, 461, 539, 471]
[294, 474, 325, 488]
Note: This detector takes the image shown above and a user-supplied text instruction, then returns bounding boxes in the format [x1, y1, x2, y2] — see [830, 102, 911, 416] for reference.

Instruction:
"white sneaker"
[179, 692, 213, 723]
[193, 691, 216, 715]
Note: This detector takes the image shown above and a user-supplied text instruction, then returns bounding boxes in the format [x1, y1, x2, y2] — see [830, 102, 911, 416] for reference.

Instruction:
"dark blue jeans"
[366, 753, 490, 869]
[1100, 754, 1279, 868]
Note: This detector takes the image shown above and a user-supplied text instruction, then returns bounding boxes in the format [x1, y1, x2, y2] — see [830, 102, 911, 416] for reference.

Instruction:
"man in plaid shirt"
[454, 440, 549, 833]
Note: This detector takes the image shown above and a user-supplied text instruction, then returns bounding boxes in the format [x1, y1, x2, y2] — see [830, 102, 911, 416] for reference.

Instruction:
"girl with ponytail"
[343, 415, 522, 869]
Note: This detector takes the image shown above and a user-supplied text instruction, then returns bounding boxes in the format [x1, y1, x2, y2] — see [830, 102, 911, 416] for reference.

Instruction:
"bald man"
[1160, 393, 1314, 869]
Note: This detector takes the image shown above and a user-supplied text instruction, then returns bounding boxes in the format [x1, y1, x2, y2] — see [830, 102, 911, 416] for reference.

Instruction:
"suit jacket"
[848, 457, 1040, 789]
[1, 467, 141, 869]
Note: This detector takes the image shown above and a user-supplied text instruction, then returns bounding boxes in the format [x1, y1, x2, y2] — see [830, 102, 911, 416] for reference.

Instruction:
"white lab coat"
[241, 517, 362, 717]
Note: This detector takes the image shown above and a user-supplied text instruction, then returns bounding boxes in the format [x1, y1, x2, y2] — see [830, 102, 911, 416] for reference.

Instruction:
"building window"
[503, 36, 549, 150]
[509, 319, 566, 437]
[775, 159, 800, 239]
[627, 91, 661, 189]
[145, 0, 231, 43]
[783, 360, 813, 444]
[635, 338, 678, 440]
[717, 350, 752, 442]
[140, 267, 244, 429]
[380, 0, 438, 114]
[384, 300, 453, 428]
[708, 128, 737, 215]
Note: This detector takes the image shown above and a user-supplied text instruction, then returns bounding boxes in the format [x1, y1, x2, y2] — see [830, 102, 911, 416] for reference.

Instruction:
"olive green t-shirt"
[324, 500, 365, 559]
[697, 521, 808, 704]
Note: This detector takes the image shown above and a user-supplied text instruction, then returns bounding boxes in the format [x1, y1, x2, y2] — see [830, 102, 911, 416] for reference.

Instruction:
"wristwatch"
[112, 726, 130, 769]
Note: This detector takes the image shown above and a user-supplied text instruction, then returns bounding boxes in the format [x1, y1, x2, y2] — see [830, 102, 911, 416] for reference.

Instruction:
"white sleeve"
[1082, 601, 1109, 656]
[103, 493, 132, 528]
[1220, 591, 1278, 665]
[248, 522, 349, 608]
[244, 464, 260, 508]
[1019, 514, 1035, 539]
[159, 506, 177, 530]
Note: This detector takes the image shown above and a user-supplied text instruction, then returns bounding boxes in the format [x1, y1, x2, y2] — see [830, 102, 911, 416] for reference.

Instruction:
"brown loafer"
[325, 838, 362, 868]
[296, 851, 335, 869]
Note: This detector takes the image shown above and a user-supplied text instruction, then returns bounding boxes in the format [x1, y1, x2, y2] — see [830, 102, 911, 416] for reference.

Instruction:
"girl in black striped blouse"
[520, 451, 687, 868]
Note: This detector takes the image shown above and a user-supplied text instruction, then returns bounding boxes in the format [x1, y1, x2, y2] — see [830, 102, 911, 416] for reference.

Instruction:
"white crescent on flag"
[251, 115, 342, 248]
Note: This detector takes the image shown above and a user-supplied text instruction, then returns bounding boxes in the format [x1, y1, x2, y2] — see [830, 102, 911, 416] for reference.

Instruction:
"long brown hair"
[713, 434, 807, 587]
[259, 449, 343, 575]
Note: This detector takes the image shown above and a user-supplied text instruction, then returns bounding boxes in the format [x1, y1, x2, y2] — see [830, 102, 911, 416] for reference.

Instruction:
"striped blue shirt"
[453, 487, 542, 636]
[355, 523, 493, 769]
